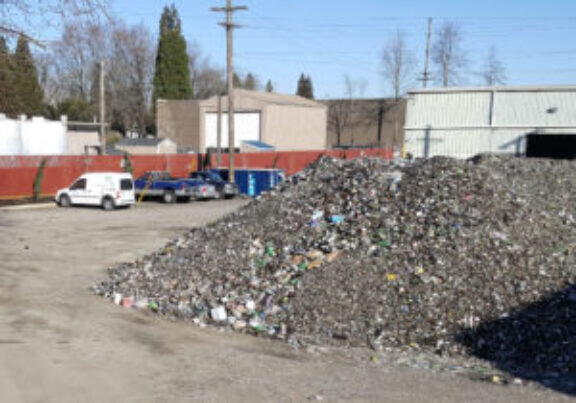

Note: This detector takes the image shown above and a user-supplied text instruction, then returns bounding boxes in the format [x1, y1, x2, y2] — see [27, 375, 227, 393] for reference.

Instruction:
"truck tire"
[58, 194, 71, 208]
[163, 190, 176, 203]
[102, 196, 116, 211]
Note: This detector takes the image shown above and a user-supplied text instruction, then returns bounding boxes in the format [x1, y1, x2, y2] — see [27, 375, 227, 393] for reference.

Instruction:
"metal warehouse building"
[404, 86, 576, 159]
[157, 89, 327, 153]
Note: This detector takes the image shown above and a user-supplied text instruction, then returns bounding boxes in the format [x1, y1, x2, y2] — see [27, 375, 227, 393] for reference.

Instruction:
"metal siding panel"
[405, 129, 489, 158]
[495, 91, 576, 126]
[405, 128, 528, 159]
[407, 92, 491, 128]
[490, 129, 527, 154]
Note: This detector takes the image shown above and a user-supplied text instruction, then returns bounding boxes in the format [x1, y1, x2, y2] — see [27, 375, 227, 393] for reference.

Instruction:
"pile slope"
[95, 155, 575, 379]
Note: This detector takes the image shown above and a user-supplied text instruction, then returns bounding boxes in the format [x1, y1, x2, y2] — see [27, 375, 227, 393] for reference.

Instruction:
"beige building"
[322, 99, 406, 149]
[157, 89, 327, 153]
[67, 122, 101, 155]
[114, 138, 177, 155]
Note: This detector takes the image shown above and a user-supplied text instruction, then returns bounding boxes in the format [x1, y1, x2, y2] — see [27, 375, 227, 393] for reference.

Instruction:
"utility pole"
[216, 91, 222, 167]
[99, 60, 106, 154]
[421, 18, 433, 88]
[211, 0, 247, 183]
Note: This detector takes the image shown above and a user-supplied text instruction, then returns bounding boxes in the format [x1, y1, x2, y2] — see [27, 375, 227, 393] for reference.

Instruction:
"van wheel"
[102, 197, 116, 211]
[59, 194, 71, 208]
[163, 190, 176, 204]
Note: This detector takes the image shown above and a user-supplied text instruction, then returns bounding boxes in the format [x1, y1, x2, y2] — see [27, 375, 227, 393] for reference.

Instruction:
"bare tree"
[37, 21, 113, 107]
[38, 18, 155, 134]
[432, 22, 467, 87]
[189, 44, 225, 99]
[109, 22, 155, 134]
[328, 99, 351, 148]
[381, 30, 416, 99]
[327, 76, 368, 147]
[1, 0, 109, 43]
[481, 46, 506, 86]
[344, 75, 367, 146]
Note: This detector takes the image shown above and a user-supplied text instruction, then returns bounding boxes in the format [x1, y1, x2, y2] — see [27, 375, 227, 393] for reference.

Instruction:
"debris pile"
[94, 155, 575, 375]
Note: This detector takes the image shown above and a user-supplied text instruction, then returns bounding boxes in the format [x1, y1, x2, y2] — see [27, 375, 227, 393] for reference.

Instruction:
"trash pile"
[94, 155, 575, 374]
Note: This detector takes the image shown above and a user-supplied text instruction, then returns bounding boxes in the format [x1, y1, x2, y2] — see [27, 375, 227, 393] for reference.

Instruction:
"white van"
[55, 172, 135, 211]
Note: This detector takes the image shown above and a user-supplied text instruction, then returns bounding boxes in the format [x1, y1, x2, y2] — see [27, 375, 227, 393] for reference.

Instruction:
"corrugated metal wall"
[405, 129, 526, 159]
[495, 91, 576, 127]
[406, 92, 491, 128]
[405, 88, 576, 159]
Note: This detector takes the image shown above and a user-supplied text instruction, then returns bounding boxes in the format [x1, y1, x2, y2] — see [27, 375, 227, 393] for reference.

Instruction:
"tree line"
[0, 5, 282, 136]
[1, 2, 506, 137]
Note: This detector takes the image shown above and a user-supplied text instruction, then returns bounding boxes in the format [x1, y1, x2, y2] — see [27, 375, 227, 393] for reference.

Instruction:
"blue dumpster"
[214, 168, 284, 197]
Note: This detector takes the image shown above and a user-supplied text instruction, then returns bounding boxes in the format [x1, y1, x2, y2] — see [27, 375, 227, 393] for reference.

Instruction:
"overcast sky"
[107, 0, 575, 98]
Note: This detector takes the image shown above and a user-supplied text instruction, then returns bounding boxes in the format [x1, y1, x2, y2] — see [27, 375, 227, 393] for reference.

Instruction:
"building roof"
[67, 121, 101, 131]
[116, 138, 168, 147]
[407, 85, 576, 95]
[202, 89, 326, 109]
[104, 146, 126, 155]
[319, 97, 403, 104]
[241, 140, 275, 150]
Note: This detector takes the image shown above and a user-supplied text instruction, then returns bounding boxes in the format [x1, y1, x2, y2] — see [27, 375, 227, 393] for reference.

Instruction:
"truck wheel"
[163, 190, 176, 204]
[58, 194, 71, 208]
[102, 197, 116, 211]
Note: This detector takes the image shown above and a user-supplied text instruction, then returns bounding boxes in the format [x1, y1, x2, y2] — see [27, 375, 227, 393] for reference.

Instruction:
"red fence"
[0, 148, 393, 200]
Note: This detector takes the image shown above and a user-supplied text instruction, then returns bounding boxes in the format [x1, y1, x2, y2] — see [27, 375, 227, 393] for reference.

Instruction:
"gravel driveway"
[0, 201, 570, 402]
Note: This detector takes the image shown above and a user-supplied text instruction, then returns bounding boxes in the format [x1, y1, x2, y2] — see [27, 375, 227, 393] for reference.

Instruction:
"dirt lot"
[0, 200, 571, 402]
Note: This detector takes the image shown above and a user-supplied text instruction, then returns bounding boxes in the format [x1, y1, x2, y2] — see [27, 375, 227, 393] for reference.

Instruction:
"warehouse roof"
[202, 89, 326, 109]
[242, 140, 275, 150]
[407, 85, 576, 95]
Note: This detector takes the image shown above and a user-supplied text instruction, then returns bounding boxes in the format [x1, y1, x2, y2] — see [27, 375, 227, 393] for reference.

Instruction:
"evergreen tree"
[13, 36, 44, 116]
[0, 37, 19, 116]
[296, 73, 314, 99]
[46, 98, 94, 122]
[305, 75, 315, 99]
[244, 73, 256, 90]
[296, 73, 306, 97]
[232, 72, 242, 88]
[153, 5, 192, 104]
[265, 80, 274, 93]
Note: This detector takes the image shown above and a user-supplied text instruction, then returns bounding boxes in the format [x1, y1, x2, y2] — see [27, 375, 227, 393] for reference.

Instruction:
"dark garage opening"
[526, 134, 576, 159]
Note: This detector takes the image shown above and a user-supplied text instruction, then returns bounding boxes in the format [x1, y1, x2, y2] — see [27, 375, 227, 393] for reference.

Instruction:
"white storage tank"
[0, 115, 67, 155]
[0, 114, 21, 155]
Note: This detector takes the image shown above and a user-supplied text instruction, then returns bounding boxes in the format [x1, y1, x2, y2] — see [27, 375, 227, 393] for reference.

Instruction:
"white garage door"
[205, 112, 261, 148]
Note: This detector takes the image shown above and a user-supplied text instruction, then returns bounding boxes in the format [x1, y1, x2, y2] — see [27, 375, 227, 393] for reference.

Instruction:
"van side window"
[120, 179, 133, 190]
[70, 178, 87, 190]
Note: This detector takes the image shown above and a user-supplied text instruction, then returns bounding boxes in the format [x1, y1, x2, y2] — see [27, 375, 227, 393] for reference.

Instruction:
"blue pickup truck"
[188, 170, 239, 199]
[134, 171, 216, 203]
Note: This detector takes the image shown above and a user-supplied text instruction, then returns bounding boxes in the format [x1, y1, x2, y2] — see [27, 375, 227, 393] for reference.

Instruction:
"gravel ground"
[0, 199, 572, 402]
